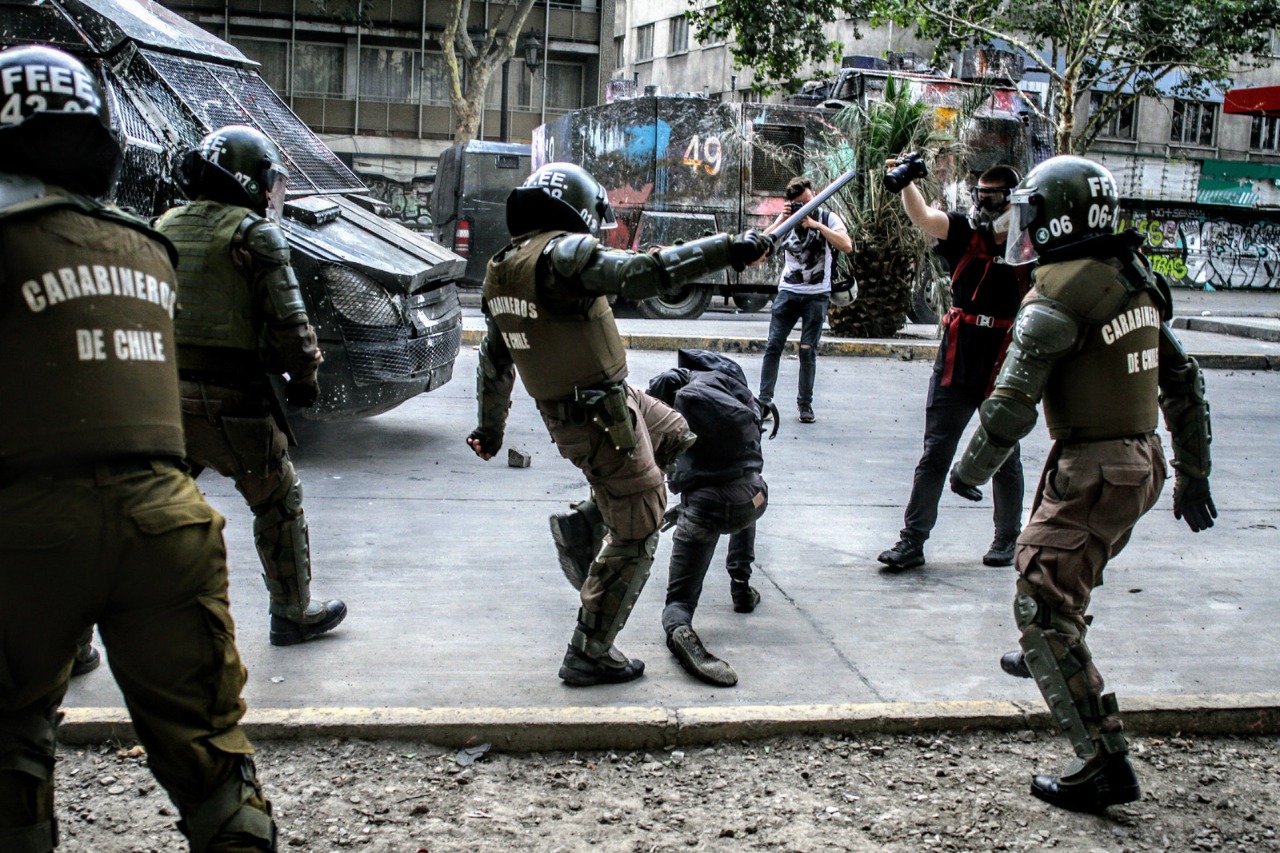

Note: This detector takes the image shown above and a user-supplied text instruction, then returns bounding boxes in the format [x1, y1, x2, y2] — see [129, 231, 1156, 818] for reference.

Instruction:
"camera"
[884, 152, 928, 194]
[786, 200, 804, 215]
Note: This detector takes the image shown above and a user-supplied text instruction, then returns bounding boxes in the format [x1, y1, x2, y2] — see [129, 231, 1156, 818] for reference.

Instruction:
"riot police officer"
[0, 45, 276, 851]
[467, 162, 771, 685]
[155, 125, 346, 647]
[950, 156, 1216, 811]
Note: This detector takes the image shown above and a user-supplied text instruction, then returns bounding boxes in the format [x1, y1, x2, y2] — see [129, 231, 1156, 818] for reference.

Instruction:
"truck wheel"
[908, 274, 944, 325]
[732, 293, 771, 313]
[635, 285, 713, 320]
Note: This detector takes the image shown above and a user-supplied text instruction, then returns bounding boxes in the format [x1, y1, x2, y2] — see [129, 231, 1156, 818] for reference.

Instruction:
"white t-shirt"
[777, 209, 848, 296]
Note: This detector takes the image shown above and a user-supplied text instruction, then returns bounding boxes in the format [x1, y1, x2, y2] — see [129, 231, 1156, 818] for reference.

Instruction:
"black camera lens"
[884, 154, 926, 194]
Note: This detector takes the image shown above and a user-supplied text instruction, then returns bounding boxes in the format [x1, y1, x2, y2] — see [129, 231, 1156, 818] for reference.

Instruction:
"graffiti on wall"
[1119, 204, 1280, 290]
[357, 175, 434, 232]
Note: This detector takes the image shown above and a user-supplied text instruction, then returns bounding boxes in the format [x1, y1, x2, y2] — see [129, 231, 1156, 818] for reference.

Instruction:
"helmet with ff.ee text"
[0, 45, 122, 196]
[1005, 155, 1120, 264]
[506, 162, 617, 237]
[177, 124, 290, 219]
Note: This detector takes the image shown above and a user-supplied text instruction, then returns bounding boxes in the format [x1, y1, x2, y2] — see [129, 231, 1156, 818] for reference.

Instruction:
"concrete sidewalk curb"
[460, 329, 1277, 371]
[60, 693, 1280, 752]
[1173, 316, 1280, 343]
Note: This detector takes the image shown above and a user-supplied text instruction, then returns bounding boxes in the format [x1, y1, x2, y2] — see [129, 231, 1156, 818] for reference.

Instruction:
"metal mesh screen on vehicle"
[321, 265, 462, 386]
[141, 51, 364, 197]
[752, 124, 806, 195]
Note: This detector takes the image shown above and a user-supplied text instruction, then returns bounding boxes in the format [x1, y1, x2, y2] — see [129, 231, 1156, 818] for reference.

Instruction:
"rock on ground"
[54, 731, 1280, 852]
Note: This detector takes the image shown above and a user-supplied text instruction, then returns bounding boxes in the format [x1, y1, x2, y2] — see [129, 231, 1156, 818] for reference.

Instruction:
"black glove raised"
[284, 377, 320, 408]
[1173, 474, 1217, 532]
[729, 229, 772, 272]
[467, 428, 502, 458]
[949, 465, 983, 502]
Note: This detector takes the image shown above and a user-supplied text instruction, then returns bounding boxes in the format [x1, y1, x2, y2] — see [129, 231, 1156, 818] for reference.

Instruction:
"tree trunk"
[827, 243, 915, 339]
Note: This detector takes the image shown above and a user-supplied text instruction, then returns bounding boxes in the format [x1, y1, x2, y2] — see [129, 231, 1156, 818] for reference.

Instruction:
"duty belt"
[940, 306, 1016, 388]
[1, 457, 183, 485]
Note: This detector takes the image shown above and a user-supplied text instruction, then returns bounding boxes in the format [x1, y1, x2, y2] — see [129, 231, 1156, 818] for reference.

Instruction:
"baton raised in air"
[768, 168, 858, 244]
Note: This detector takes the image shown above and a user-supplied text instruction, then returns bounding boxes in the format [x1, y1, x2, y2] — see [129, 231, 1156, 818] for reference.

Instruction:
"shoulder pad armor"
[1012, 298, 1080, 359]
[240, 215, 293, 265]
[1034, 258, 1129, 324]
[546, 232, 600, 278]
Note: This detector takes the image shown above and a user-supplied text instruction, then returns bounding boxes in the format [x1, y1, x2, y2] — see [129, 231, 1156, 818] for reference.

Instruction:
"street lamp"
[500, 31, 545, 142]
[522, 31, 543, 74]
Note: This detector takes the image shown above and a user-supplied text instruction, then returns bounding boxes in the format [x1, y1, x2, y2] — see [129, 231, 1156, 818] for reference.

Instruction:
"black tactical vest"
[1037, 258, 1161, 441]
[483, 231, 628, 401]
[1, 187, 185, 469]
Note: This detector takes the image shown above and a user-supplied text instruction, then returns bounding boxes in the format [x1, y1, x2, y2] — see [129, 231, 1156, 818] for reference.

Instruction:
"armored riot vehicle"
[1, 0, 465, 419]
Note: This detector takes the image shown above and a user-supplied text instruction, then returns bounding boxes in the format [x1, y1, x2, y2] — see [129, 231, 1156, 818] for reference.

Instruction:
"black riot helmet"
[506, 162, 617, 237]
[176, 124, 289, 219]
[0, 45, 122, 196]
[1005, 155, 1120, 264]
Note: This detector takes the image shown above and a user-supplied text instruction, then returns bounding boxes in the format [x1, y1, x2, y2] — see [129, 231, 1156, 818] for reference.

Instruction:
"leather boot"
[983, 532, 1019, 566]
[877, 536, 925, 571]
[71, 641, 101, 676]
[1000, 650, 1032, 678]
[667, 625, 737, 687]
[558, 645, 645, 686]
[730, 579, 760, 613]
[1031, 750, 1141, 812]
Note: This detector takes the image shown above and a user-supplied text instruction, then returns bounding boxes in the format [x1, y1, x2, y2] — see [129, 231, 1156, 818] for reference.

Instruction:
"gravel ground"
[53, 730, 1279, 852]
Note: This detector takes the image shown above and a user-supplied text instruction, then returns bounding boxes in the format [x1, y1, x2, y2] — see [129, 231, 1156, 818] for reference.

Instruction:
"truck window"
[751, 124, 805, 195]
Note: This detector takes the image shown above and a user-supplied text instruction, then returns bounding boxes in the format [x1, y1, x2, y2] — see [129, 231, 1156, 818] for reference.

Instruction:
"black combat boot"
[1031, 751, 1141, 812]
[71, 642, 101, 676]
[730, 579, 760, 613]
[667, 625, 738, 687]
[983, 533, 1019, 566]
[558, 645, 645, 686]
[270, 600, 347, 646]
[877, 536, 925, 571]
[1000, 650, 1032, 678]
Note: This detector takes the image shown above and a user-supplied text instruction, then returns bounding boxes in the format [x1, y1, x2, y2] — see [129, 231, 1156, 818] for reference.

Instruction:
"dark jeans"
[662, 477, 768, 635]
[901, 372, 1023, 543]
[758, 290, 828, 407]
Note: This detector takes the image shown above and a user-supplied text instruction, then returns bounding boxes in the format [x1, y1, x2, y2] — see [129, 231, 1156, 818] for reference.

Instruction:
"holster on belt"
[576, 383, 637, 452]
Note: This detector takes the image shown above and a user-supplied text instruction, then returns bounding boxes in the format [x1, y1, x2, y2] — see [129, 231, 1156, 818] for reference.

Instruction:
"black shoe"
[730, 579, 760, 613]
[667, 626, 737, 687]
[1000, 650, 1032, 678]
[877, 538, 925, 571]
[798, 403, 816, 424]
[1030, 753, 1141, 812]
[549, 509, 596, 591]
[558, 645, 645, 686]
[71, 642, 101, 677]
[270, 600, 348, 647]
[983, 533, 1018, 566]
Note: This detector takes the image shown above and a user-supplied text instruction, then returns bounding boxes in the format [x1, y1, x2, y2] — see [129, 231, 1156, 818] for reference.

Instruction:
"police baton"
[767, 167, 858, 245]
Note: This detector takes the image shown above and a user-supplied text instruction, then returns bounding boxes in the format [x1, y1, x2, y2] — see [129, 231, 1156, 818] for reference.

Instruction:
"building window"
[421, 52, 451, 105]
[1089, 91, 1136, 140]
[230, 38, 288, 92]
[1170, 99, 1216, 146]
[359, 47, 419, 103]
[636, 23, 654, 61]
[669, 16, 689, 54]
[546, 62, 584, 111]
[294, 43, 345, 97]
[1251, 115, 1280, 152]
[614, 35, 625, 70]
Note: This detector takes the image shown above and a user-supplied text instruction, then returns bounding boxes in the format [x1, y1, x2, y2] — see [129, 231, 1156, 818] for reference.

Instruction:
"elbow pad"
[954, 391, 1038, 486]
[241, 217, 308, 323]
[1158, 326, 1212, 478]
[549, 233, 670, 301]
[994, 298, 1080, 403]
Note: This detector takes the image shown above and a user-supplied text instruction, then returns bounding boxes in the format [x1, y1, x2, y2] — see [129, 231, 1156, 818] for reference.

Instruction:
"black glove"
[284, 377, 320, 408]
[729, 229, 772, 272]
[1173, 475, 1217, 532]
[467, 428, 502, 457]
[949, 466, 983, 502]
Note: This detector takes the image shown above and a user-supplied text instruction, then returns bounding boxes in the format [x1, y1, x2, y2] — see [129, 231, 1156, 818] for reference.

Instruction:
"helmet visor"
[1004, 188, 1038, 266]
[264, 163, 289, 221]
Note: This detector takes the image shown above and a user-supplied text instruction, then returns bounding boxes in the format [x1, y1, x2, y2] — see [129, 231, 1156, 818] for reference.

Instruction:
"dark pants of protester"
[759, 290, 828, 407]
[902, 372, 1024, 542]
[662, 477, 768, 635]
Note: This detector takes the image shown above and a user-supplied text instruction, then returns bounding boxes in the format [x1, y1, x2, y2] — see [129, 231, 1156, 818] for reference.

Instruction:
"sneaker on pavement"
[730, 579, 760, 613]
[983, 533, 1019, 566]
[877, 537, 925, 572]
[667, 625, 738, 687]
[798, 403, 816, 424]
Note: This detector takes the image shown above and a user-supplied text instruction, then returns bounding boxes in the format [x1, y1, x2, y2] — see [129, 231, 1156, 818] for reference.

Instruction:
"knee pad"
[178, 756, 276, 853]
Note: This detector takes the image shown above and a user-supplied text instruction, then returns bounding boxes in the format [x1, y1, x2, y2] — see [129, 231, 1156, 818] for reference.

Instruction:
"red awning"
[1224, 85, 1280, 117]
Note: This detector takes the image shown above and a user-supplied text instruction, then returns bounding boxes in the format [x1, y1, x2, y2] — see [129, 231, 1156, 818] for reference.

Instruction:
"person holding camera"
[877, 156, 1029, 572]
[757, 176, 853, 424]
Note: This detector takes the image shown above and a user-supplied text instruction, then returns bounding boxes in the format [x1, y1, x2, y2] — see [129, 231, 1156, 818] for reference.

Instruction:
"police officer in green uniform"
[155, 125, 346, 647]
[467, 163, 771, 685]
[0, 45, 276, 852]
[950, 156, 1216, 812]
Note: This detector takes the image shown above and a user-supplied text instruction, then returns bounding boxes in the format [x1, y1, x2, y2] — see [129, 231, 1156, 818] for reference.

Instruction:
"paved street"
[63, 294, 1280, 745]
